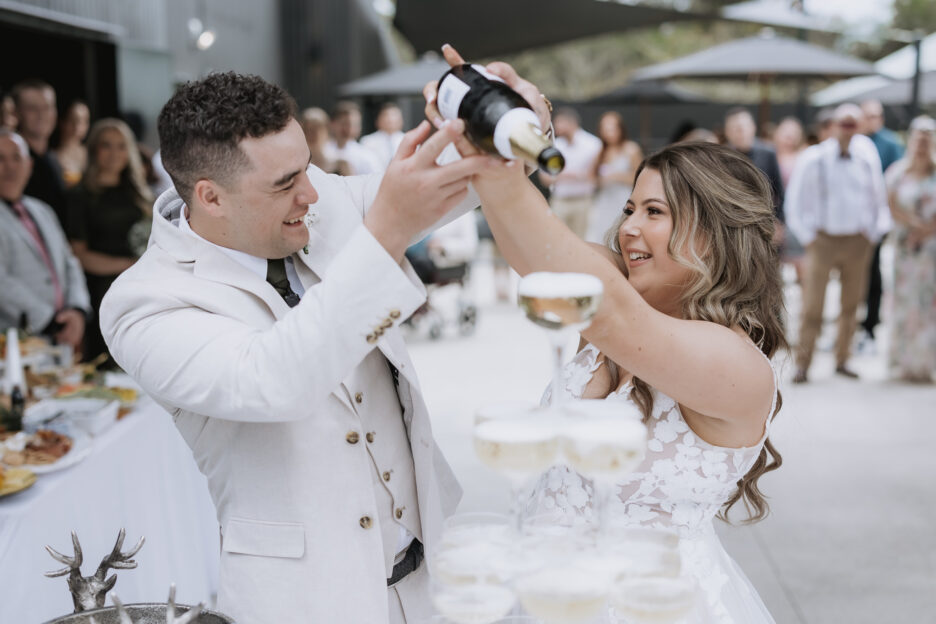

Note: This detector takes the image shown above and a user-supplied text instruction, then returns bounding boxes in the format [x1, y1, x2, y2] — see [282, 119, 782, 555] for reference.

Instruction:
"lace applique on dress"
[525, 342, 780, 623]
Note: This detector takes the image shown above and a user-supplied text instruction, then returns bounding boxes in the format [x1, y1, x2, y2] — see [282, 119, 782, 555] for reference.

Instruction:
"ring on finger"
[540, 93, 553, 113]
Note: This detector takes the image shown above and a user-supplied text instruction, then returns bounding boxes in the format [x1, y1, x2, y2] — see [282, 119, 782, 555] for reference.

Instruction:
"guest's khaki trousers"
[550, 195, 592, 239]
[796, 232, 873, 371]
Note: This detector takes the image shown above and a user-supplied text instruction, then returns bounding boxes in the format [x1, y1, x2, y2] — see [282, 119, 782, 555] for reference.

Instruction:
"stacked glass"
[429, 273, 701, 623]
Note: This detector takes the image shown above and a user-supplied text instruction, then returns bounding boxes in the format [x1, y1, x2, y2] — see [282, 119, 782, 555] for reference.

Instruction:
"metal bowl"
[44, 604, 234, 624]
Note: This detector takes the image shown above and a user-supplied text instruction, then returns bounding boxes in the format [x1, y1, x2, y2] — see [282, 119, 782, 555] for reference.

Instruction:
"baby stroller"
[404, 213, 479, 340]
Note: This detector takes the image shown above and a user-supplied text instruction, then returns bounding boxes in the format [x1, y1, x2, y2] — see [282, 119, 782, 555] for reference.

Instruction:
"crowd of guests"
[1, 76, 934, 383]
[541, 100, 936, 385]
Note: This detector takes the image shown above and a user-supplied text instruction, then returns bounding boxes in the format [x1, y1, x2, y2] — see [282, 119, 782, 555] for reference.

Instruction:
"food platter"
[1, 430, 93, 475]
[0, 467, 37, 498]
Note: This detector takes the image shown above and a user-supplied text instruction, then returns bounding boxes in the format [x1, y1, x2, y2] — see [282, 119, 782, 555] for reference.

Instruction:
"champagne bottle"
[436, 64, 565, 174]
[7, 385, 24, 432]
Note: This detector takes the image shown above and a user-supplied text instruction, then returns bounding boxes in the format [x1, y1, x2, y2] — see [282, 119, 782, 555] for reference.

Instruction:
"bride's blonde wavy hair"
[604, 142, 787, 523]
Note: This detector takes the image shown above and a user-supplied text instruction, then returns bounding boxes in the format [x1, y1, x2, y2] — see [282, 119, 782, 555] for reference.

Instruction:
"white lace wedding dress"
[526, 343, 778, 623]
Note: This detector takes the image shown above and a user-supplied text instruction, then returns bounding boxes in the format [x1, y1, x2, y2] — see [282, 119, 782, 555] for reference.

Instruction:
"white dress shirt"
[361, 130, 404, 171]
[325, 139, 383, 176]
[552, 129, 602, 199]
[784, 135, 891, 246]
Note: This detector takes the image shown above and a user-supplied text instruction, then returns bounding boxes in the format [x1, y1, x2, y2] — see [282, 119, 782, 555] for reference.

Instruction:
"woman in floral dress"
[884, 116, 936, 383]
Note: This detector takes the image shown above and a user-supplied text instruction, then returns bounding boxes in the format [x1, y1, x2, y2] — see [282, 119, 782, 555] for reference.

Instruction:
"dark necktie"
[266, 257, 300, 307]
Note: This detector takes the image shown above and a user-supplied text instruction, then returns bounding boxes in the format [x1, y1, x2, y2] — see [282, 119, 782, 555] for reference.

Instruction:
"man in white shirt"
[362, 102, 406, 171]
[539, 108, 602, 238]
[324, 100, 382, 175]
[784, 103, 890, 383]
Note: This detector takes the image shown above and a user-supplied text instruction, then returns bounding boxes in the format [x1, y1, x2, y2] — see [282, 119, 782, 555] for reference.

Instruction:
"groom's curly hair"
[157, 72, 297, 204]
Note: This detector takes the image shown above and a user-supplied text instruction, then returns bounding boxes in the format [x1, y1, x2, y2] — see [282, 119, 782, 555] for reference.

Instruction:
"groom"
[98, 70, 553, 624]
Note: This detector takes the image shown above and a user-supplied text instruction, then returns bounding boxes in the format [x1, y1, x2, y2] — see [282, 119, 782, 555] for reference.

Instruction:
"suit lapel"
[192, 247, 291, 319]
[2, 203, 45, 263]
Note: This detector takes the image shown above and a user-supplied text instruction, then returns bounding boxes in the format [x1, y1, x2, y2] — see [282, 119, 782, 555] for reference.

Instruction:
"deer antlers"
[45, 529, 145, 612]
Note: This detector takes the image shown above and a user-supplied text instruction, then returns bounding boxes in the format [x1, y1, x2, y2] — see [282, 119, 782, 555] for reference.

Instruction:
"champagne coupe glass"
[516, 272, 604, 407]
[560, 400, 647, 533]
[514, 564, 612, 624]
[435, 512, 517, 586]
[609, 575, 699, 624]
[431, 577, 518, 624]
[473, 407, 561, 531]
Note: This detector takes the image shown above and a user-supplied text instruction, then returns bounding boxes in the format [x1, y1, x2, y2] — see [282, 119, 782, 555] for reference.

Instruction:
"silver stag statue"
[45, 529, 145, 612]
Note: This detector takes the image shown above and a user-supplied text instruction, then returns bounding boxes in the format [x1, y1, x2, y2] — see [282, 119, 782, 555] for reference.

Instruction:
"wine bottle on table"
[436, 64, 564, 174]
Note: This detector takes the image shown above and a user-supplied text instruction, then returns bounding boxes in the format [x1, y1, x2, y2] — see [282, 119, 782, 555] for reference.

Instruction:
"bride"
[428, 47, 786, 624]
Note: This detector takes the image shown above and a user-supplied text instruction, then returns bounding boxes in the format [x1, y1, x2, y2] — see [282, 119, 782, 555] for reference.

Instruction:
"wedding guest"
[724, 107, 784, 242]
[883, 116, 936, 383]
[300, 106, 351, 176]
[12, 79, 68, 225]
[858, 99, 904, 352]
[53, 100, 90, 188]
[0, 129, 90, 351]
[100, 70, 537, 624]
[324, 100, 381, 175]
[774, 117, 805, 189]
[587, 111, 642, 244]
[539, 107, 601, 239]
[1, 93, 17, 130]
[774, 116, 807, 282]
[785, 104, 889, 383]
[429, 51, 784, 622]
[361, 102, 405, 170]
[66, 118, 153, 363]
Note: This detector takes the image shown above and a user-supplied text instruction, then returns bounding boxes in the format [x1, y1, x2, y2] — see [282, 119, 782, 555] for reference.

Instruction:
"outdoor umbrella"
[822, 71, 936, 108]
[393, 0, 701, 59]
[587, 80, 708, 145]
[631, 31, 877, 126]
[338, 55, 452, 97]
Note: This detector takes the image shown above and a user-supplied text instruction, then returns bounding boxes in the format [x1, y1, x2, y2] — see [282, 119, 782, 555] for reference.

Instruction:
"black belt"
[387, 539, 423, 586]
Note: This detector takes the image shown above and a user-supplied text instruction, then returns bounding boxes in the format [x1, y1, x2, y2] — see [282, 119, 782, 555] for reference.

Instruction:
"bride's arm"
[475, 162, 773, 427]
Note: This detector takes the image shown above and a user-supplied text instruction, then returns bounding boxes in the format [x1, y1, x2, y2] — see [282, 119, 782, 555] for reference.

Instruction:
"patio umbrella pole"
[758, 75, 772, 130]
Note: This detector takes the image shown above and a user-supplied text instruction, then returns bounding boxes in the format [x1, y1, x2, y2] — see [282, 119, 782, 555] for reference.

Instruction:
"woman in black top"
[67, 118, 153, 363]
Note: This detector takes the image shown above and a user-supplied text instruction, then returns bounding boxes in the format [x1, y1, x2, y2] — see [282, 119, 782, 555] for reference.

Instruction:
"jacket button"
[375, 327, 385, 336]
[381, 319, 393, 329]
[354, 392, 363, 404]
[382, 471, 391, 482]
[366, 431, 375, 443]
[366, 333, 378, 344]
[346, 431, 360, 444]
[359, 516, 372, 529]
[389, 309, 401, 319]
[395, 508, 404, 520]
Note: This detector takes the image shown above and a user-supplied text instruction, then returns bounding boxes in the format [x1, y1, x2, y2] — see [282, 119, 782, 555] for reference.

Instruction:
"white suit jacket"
[100, 166, 464, 624]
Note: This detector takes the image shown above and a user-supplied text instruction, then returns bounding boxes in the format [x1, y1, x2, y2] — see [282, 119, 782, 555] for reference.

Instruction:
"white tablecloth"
[0, 399, 220, 623]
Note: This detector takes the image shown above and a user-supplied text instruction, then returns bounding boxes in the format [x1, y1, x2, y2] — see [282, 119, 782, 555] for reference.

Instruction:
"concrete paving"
[405, 247, 936, 624]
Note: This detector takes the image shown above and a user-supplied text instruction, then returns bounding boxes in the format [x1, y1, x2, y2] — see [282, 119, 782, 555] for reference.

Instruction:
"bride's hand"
[422, 44, 553, 156]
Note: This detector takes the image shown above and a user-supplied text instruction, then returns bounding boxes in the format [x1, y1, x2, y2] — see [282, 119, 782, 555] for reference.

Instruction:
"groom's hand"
[365, 119, 497, 262]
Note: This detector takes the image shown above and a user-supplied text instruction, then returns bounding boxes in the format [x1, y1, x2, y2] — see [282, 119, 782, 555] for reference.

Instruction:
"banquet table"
[0, 398, 220, 623]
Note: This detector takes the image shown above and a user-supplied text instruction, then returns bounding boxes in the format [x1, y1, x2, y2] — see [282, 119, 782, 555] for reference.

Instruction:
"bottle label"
[437, 74, 471, 121]
[494, 108, 541, 160]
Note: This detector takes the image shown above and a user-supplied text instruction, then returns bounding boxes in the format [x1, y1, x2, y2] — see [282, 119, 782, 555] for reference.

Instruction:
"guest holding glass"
[884, 115, 936, 383]
[587, 111, 642, 244]
[66, 118, 153, 363]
